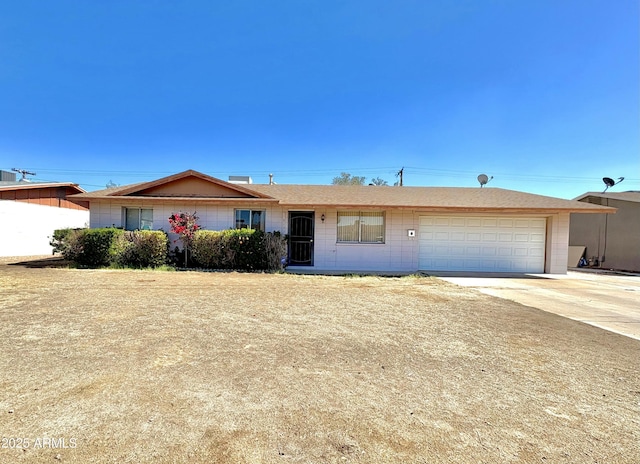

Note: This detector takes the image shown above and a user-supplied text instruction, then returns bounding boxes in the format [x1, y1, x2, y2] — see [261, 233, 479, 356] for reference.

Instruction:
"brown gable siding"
[0, 186, 88, 210]
[113, 170, 274, 199]
[135, 176, 256, 198]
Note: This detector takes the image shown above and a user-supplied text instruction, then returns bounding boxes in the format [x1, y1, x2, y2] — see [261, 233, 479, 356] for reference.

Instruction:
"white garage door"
[419, 216, 546, 272]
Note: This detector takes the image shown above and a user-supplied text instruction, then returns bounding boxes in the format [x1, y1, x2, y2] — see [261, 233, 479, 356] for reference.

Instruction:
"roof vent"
[228, 176, 253, 184]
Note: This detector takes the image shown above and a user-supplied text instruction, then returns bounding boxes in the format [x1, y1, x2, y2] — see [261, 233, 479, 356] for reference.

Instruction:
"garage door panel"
[419, 215, 546, 272]
[513, 247, 528, 256]
[498, 247, 512, 256]
[464, 259, 483, 268]
[530, 233, 545, 242]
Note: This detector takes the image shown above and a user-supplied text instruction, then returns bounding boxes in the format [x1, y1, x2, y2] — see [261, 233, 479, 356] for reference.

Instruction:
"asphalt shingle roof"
[245, 184, 614, 212]
[70, 169, 614, 214]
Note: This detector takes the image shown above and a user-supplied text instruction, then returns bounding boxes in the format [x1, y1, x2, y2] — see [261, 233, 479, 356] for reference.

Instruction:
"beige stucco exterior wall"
[89, 200, 285, 247]
[304, 208, 418, 272]
[544, 212, 570, 274]
[570, 199, 640, 272]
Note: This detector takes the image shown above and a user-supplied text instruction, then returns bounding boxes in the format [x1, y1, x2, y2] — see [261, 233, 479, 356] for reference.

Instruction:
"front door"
[288, 211, 314, 266]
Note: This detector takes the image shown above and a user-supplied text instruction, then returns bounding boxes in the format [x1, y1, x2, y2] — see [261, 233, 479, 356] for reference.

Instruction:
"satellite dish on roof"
[602, 176, 624, 193]
[477, 174, 493, 188]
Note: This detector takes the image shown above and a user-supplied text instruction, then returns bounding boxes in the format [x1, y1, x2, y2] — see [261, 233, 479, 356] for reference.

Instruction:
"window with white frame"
[337, 211, 385, 243]
[235, 209, 265, 231]
[124, 208, 153, 231]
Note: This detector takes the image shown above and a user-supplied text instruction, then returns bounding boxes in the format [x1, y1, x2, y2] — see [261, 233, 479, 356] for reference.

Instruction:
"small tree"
[332, 172, 366, 185]
[370, 177, 388, 186]
[168, 211, 200, 267]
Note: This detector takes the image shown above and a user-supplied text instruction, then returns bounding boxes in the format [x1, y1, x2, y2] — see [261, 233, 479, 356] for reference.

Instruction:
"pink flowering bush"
[168, 212, 200, 266]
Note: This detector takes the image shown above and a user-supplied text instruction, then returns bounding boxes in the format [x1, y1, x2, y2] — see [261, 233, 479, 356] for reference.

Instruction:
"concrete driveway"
[435, 270, 640, 341]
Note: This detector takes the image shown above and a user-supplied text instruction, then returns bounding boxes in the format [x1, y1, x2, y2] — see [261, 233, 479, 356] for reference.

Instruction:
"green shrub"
[51, 227, 87, 262]
[191, 230, 226, 268]
[114, 230, 168, 268]
[192, 229, 287, 271]
[50, 228, 84, 256]
[54, 225, 285, 271]
[228, 229, 265, 270]
[74, 228, 125, 267]
[191, 229, 251, 269]
[263, 231, 288, 271]
[63, 229, 87, 262]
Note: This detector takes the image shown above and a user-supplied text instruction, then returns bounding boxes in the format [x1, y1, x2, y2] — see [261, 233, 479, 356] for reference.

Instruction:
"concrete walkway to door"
[433, 270, 640, 341]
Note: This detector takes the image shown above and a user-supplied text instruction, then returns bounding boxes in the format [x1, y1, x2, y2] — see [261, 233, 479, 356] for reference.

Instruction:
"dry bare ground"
[0, 257, 639, 463]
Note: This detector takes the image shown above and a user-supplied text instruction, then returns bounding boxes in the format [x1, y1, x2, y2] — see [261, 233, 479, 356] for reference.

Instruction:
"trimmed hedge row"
[191, 229, 287, 271]
[52, 228, 287, 271]
[114, 231, 169, 268]
[51, 228, 169, 268]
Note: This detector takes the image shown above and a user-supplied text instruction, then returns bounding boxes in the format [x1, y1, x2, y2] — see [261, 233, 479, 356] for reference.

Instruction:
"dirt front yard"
[1, 258, 639, 463]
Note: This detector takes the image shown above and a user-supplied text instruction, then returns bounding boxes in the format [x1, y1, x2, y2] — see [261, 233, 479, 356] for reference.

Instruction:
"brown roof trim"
[276, 204, 615, 213]
[77, 196, 279, 204]
[0, 182, 86, 194]
[112, 169, 274, 199]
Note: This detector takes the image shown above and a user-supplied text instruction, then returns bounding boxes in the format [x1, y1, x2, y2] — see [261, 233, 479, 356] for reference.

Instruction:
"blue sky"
[1, 0, 638, 198]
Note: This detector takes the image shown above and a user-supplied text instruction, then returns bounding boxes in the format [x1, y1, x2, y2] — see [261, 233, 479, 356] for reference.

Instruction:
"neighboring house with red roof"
[0, 171, 89, 257]
[70, 170, 613, 274]
[569, 191, 640, 272]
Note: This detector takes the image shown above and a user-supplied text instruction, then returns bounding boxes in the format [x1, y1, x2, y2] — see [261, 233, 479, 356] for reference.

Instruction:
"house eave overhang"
[274, 203, 617, 214]
[72, 195, 280, 204]
[0, 182, 86, 194]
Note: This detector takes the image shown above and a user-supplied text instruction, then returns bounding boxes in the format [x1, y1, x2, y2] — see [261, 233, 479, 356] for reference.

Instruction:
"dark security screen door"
[288, 211, 314, 266]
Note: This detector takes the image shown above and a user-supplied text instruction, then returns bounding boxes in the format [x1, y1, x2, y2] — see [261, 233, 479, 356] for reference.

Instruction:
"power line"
[17, 166, 640, 186]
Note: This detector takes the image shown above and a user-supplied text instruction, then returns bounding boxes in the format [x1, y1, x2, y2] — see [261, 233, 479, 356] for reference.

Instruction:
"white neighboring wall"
[0, 200, 89, 257]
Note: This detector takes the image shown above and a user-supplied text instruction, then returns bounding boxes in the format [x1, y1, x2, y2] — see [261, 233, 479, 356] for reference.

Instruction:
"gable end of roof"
[108, 170, 274, 199]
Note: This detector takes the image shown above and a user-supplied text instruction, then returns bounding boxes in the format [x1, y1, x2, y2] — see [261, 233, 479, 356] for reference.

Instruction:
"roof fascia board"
[80, 196, 279, 204]
[274, 203, 616, 213]
[0, 183, 86, 193]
